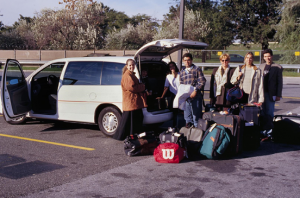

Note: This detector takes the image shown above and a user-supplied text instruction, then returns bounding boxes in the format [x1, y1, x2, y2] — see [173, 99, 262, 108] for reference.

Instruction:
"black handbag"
[159, 127, 187, 148]
[124, 132, 159, 156]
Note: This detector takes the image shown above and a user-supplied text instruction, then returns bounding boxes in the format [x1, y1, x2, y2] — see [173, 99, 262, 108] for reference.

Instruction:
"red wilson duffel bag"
[154, 143, 186, 163]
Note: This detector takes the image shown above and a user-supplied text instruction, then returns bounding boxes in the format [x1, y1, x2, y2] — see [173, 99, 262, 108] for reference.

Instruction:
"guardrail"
[1, 60, 300, 72]
[194, 63, 300, 73]
[0, 60, 47, 69]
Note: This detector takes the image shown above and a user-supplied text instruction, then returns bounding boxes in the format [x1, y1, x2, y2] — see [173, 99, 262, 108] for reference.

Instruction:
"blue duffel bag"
[199, 124, 231, 159]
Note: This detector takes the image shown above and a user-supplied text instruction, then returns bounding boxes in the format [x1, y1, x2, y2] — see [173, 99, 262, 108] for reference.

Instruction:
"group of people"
[113, 49, 283, 142]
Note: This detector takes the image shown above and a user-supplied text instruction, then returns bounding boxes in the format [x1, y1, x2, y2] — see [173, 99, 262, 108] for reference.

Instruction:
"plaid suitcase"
[203, 112, 244, 155]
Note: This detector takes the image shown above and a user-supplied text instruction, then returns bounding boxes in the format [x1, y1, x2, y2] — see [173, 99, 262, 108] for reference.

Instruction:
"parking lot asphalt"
[24, 140, 300, 198]
[22, 108, 300, 198]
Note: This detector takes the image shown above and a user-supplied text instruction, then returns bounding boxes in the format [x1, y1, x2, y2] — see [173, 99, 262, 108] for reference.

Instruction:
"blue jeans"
[184, 94, 203, 127]
[261, 92, 275, 130]
[262, 92, 275, 118]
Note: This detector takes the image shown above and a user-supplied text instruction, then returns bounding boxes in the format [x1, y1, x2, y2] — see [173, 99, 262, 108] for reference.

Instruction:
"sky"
[0, 0, 176, 26]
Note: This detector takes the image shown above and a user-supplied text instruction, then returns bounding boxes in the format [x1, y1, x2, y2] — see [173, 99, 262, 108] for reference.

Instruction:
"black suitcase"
[272, 115, 300, 144]
[239, 104, 261, 126]
[243, 125, 260, 150]
[203, 112, 243, 155]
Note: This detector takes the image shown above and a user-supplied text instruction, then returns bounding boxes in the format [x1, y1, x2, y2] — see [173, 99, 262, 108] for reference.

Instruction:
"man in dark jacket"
[259, 49, 283, 141]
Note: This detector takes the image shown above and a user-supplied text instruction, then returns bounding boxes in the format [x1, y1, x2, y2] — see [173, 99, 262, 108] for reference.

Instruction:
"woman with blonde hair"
[113, 59, 147, 140]
[210, 53, 235, 110]
[230, 52, 264, 104]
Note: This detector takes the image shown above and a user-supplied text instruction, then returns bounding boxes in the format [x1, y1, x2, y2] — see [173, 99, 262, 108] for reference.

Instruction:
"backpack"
[199, 124, 231, 159]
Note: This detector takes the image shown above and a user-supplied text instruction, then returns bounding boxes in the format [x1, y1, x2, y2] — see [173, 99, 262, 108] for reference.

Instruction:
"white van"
[1, 39, 208, 136]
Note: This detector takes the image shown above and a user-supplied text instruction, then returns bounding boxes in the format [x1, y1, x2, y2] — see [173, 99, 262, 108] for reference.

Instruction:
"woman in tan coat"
[113, 59, 147, 140]
[230, 52, 264, 104]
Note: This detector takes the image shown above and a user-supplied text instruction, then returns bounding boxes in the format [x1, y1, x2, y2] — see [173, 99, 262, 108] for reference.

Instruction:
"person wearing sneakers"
[259, 49, 283, 141]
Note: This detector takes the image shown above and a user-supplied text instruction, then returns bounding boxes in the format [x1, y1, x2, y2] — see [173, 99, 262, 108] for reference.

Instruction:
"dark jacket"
[259, 62, 283, 101]
[210, 67, 235, 107]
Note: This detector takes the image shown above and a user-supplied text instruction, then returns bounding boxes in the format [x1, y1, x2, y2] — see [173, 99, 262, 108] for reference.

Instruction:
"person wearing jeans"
[259, 49, 283, 141]
[179, 53, 206, 128]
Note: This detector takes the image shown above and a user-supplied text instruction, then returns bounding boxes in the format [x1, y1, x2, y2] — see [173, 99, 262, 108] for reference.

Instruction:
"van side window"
[101, 62, 123, 85]
[63, 61, 102, 85]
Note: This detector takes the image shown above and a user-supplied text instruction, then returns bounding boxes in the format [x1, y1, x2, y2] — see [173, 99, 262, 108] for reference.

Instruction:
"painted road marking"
[0, 134, 95, 151]
[282, 96, 300, 100]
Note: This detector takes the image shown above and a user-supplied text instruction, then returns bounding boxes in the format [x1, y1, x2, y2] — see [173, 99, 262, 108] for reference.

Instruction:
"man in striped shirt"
[179, 53, 206, 127]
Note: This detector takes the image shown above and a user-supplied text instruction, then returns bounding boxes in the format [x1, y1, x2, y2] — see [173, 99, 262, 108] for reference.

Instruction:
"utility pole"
[177, 0, 185, 70]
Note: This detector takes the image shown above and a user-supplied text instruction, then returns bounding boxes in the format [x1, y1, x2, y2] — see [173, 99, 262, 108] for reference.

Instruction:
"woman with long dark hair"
[156, 61, 180, 127]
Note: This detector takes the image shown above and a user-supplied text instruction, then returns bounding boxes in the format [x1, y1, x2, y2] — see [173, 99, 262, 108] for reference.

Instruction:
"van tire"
[3, 113, 26, 125]
[98, 107, 121, 137]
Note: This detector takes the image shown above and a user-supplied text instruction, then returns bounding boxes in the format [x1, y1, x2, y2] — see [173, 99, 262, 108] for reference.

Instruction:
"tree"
[14, 15, 36, 49]
[102, 7, 131, 36]
[275, 0, 300, 63]
[105, 20, 156, 50]
[154, 8, 211, 42]
[30, 0, 105, 50]
[162, 1, 233, 49]
[0, 15, 34, 49]
[221, 0, 282, 50]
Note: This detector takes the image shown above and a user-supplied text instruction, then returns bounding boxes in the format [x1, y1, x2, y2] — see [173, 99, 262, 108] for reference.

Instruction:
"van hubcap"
[102, 112, 118, 133]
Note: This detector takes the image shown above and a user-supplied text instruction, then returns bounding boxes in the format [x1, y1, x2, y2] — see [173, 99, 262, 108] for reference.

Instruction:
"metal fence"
[0, 49, 300, 72]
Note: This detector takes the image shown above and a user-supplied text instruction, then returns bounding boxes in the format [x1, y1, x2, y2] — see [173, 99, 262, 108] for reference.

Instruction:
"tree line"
[0, 0, 299, 62]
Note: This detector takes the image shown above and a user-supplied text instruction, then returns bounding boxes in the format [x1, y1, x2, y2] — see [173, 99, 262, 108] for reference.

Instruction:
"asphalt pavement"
[22, 78, 300, 198]
[24, 139, 300, 198]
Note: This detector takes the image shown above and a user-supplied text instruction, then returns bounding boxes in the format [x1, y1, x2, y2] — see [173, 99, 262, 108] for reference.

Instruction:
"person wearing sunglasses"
[230, 52, 264, 105]
[210, 53, 235, 110]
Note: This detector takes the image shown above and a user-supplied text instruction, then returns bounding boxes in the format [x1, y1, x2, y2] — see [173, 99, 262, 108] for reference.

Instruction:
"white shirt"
[164, 74, 180, 95]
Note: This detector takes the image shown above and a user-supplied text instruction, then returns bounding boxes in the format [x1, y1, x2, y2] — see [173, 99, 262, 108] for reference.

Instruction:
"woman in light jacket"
[230, 52, 264, 104]
[210, 53, 235, 110]
[113, 59, 147, 140]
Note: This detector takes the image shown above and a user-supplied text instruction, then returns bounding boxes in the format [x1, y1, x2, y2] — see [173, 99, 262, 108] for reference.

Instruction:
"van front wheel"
[98, 107, 121, 137]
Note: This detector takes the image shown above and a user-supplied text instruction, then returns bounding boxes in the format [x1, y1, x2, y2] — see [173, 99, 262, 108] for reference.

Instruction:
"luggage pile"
[123, 103, 265, 162]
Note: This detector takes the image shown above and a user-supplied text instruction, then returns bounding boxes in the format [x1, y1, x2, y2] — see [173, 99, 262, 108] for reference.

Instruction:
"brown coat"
[121, 70, 147, 111]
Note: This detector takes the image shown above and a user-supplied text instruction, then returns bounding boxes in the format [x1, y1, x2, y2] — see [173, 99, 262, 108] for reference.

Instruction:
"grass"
[1, 65, 299, 77]
[191, 43, 300, 64]
[202, 68, 300, 77]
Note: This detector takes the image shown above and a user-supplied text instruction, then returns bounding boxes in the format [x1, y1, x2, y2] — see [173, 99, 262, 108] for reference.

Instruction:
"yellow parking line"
[282, 96, 300, 100]
[0, 134, 95, 151]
